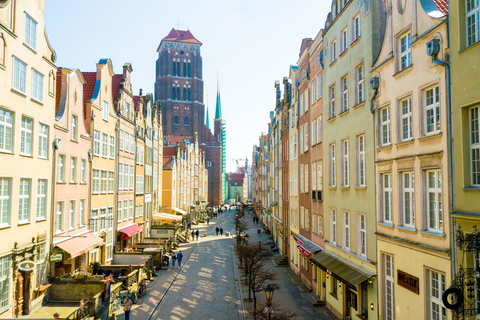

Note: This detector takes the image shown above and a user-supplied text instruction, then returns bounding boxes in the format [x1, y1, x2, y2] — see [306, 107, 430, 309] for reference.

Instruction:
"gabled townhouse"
[52, 68, 102, 277]
[320, 0, 385, 318]
[0, 1, 56, 317]
[280, 78, 291, 256]
[133, 94, 146, 243]
[82, 59, 117, 264]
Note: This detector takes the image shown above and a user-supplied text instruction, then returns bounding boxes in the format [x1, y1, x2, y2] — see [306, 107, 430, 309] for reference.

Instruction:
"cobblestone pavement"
[149, 209, 239, 320]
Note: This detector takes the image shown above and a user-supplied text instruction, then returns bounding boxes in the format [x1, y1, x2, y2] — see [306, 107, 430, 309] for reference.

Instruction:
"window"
[58, 155, 65, 182]
[35, 243, 47, 287]
[56, 201, 64, 233]
[106, 229, 113, 261]
[101, 171, 107, 193]
[0, 178, 11, 226]
[358, 135, 366, 187]
[118, 164, 123, 190]
[91, 209, 98, 233]
[103, 100, 109, 121]
[123, 200, 128, 220]
[293, 133, 297, 159]
[117, 201, 122, 222]
[24, 13, 37, 49]
[0, 108, 14, 152]
[109, 136, 115, 158]
[300, 94, 304, 115]
[466, 0, 480, 46]
[305, 90, 309, 113]
[312, 119, 317, 146]
[329, 85, 336, 118]
[102, 133, 108, 157]
[343, 211, 350, 250]
[317, 116, 322, 143]
[317, 160, 323, 193]
[305, 208, 309, 231]
[383, 253, 395, 320]
[185, 116, 189, 126]
[13, 57, 27, 93]
[330, 144, 336, 187]
[305, 164, 309, 192]
[341, 28, 348, 52]
[81, 159, 87, 183]
[427, 269, 446, 320]
[341, 76, 348, 112]
[129, 200, 133, 219]
[130, 165, 134, 190]
[32, 69, 44, 102]
[135, 205, 139, 218]
[353, 15, 360, 40]
[93, 130, 100, 156]
[79, 199, 85, 226]
[312, 162, 317, 192]
[124, 165, 129, 190]
[174, 116, 179, 125]
[471, 106, 480, 186]
[108, 171, 114, 192]
[312, 80, 317, 102]
[359, 214, 367, 257]
[318, 74, 323, 98]
[304, 123, 309, 152]
[425, 86, 440, 134]
[381, 107, 391, 145]
[332, 277, 338, 296]
[70, 157, 77, 183]
[342, 139, 349, 187]
[71, 115, 78, 141]
[400, 97, 413, 140]
[427, 169, 443, 232]
[100, 209, 106, 231]
[0, 255, 11, 309]
[130, 134, 135, 153]
[300, 165, 304, 194]
[382, 173, 392, 223]
[125, 132, 129, 152]
[331, 39, 337, 61]
[38, 124, 48, 158]
[402, 172, 415, 227]
[69, 200, 75, 230]
[299, 126, 303, 154]
[331, 209, 337, 245]
[400, 32, 412, 70]
[119, 129, 124, 150]
[92, 169, 99, 193]
[36, 179, 47, 220]
[20, 117, 33, 156]
[356, 64, 364, 104]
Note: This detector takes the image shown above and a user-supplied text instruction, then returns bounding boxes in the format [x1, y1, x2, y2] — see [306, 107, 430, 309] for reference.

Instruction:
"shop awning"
[172, 208, 187, 215]
[292, 234, 322, 257]
[153, 213, 182, 221]
[310, 251, 376, 289]
[55, 232, 104, 259]
[118, 224, 143, 240]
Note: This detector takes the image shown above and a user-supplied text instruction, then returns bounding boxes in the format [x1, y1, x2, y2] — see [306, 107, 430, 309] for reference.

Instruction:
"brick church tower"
[155, 28, 223, 206]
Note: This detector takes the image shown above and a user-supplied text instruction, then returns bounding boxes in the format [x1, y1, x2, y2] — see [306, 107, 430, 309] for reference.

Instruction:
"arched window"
[172, 87, 176, 100]
[174, 116, 179, 125]
[176, 62, 180, 76]
[187, 63, 191, 77]
[172, 62, 176, 76]
[183, 88, 187, 101]
[184, 117, 189, 126]
[176, 87, 180, 100]
[183, 62, 186, 76]
[187, 88, 191, 101]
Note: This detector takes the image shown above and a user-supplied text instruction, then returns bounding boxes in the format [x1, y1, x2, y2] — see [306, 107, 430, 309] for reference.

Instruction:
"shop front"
[310, 250, 376, 320]
[118, 224, 143, 252]
[292, 234, 322, 290]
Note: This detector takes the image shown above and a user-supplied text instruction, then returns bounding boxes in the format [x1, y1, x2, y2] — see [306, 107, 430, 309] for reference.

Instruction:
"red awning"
[55, 232, 104, 259]
[118, 224, 143, 240]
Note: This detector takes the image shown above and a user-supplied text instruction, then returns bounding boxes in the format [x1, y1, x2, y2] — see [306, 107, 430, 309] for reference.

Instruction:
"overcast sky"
[45, 0, 331, 172]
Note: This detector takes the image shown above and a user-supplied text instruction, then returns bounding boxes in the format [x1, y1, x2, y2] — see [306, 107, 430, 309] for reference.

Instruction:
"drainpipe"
[431, 42, 455, 283]
[49, 137, 59, 280]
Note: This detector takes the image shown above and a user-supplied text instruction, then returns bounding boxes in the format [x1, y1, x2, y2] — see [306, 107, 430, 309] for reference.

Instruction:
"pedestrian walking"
[171, 252, 177, 267]
[191, 230, 195, 241]
[195, 229, 199, 240]
[220, 227, 223, 236]
[216, 226, 219, 236]
[177, 250, 184, 267]
[124, 294, 132, 320]
[207, 218, 210, 225]
[253, 215, 255, 223]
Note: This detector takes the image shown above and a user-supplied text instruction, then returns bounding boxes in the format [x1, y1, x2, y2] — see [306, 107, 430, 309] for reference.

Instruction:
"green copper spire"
[215, 84, 222, 120]
[206, 105, 210, 129]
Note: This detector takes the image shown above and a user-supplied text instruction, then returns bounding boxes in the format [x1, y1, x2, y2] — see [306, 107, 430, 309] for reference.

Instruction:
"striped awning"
[292, 234, 322, 258]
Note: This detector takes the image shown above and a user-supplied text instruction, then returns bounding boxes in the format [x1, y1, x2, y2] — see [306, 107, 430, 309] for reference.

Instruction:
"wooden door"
[14, 272, 24, 317]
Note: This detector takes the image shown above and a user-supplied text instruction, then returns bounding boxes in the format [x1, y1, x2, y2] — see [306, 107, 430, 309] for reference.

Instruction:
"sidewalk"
[237, 211, 338, 320]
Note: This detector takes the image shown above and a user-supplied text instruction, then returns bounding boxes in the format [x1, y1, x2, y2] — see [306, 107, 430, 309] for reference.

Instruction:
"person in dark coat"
[195, 229, 199, 240]
[191, 230, 195, 241]
[216, 226, 220, 236]
[220, 227, 223, 236]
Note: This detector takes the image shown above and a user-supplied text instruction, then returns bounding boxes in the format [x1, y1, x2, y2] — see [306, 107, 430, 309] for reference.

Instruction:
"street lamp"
[264, 284, 275, 320]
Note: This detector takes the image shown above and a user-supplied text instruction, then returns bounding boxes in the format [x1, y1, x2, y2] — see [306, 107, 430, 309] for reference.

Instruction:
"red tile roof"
[163, 146, 177, 157]
[112, 74, 122, 103]
[82, 72, 97, 109]
[164, 135, 194, 146]
[162, 28, 202, 45]
[434, 0, 448, 15]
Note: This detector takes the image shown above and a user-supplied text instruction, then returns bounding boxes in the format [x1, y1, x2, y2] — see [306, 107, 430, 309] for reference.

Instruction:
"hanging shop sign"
[397, 270, 419, 294]
[50, 251, 65, 263]
[18, 260, 36, 272]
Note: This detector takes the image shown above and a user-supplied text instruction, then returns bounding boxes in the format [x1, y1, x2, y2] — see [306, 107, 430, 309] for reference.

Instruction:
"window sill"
[31, 97, 44, 106]
[377, 143, 392, 151]
[354, 186, 367, 190]
[11, 87, 27, 97]
[329, 59, 338, 67]
[69, 181, 78, 184]
[339, 48, 349, 58]
[340, 186, 350, 190]
[0, 305, 12, 316]
[393, 64, 413, 77]
[18, 220, 31, 226]
[328, 186, 337, 190]
[418, 131, 443, 141]
[459, 40, 480, 53]
[327, 116, 336, 123]
[0, 150, 14, 155]
[0, 224, 11, 230]
[395, 138, 414, 147]
[329, 292, 338, 300]
[396, 225, 417, 233]
[20, 153, 34, 158]
[353, 101, 365, 109]
[70, 139, 79, 144]
[463, 187, 480, 192]
[339, 109, 349, 117]
[57, 181, 67, 184]
[38, 156, 49, 160]
[23, 42, 37, 54]
[419, 230, 446, 238]
[350, 36, 361, 47]
[80, 182, 87, 185]
[36, 218, 47, 222]
[378, 221, 394, 228]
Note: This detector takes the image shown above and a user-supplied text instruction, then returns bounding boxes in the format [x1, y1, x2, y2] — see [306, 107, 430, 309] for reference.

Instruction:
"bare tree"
[249, 301, 298, 320]
[234, 216, 249, 247]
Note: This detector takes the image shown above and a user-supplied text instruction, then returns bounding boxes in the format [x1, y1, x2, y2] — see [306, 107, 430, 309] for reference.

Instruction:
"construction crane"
[227, 157, 247, 172]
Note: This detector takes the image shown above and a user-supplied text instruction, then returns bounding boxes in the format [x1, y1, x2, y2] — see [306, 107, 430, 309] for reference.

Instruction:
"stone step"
[308, 294, 325, 307]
